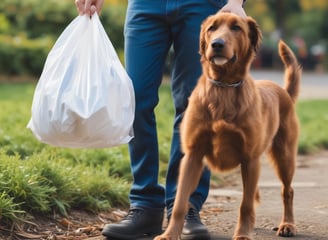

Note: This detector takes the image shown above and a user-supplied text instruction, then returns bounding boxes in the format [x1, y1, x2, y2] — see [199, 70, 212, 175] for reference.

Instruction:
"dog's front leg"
[154, 152, 204, 240]
[233, 158, 260, 240]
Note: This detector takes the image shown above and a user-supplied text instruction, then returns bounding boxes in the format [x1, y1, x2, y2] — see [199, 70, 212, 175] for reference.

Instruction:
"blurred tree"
[0, 14, 10, 33]
[101, 2, 127, 52]
[0, 0, 128, 76]
[245, 0, 327, 70]
[0, 0, 327, 76]
[266, 0, 301, 38]
[0, 0, 76, 37]
[244, 0, 327, 42]
[300, 0, 328, 10]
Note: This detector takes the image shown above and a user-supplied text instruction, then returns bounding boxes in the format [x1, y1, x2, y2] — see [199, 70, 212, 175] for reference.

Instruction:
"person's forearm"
[228, 0, 245, 7]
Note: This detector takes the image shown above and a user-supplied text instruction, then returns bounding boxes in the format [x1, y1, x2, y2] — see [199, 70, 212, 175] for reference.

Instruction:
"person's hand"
[220, 0, 247, 18]
[75, 0, 104, 16]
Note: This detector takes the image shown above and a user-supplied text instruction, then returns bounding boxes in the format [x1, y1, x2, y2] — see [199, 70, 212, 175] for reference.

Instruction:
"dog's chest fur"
[200, 77, 258, 122]
[182, 77, 263, 171]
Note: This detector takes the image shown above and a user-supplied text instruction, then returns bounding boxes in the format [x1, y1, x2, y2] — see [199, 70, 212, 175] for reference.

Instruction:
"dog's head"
[200, 12, 262, 77]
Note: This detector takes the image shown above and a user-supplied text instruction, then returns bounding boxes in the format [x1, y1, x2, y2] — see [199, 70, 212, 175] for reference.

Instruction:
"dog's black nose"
[211, 38, 225, 50]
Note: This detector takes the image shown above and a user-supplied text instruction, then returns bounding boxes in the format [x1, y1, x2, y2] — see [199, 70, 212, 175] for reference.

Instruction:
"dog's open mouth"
[211, 56, 228, 66]
[210, 54, 236, 66]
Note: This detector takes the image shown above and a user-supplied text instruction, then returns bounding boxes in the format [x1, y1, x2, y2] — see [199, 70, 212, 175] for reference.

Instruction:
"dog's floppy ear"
[247, 17, 262, 53]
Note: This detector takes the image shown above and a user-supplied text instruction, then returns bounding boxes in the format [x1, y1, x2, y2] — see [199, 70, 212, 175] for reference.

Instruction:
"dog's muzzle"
[210, 38, 236, 66]
[211, 38, 225, 51]
[210, 54, 236, 66]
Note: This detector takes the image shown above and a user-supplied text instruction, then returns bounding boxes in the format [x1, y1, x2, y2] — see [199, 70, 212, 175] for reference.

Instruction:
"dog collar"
[208, 78, 243, 88]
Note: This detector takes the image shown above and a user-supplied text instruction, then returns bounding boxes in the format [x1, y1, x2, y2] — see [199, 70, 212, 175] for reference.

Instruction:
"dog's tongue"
[213, 57, 228, 65]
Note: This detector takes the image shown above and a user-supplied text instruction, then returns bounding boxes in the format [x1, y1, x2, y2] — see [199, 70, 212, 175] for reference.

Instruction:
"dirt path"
[83, 151, 328, 240]
[203, 151, 328, 240]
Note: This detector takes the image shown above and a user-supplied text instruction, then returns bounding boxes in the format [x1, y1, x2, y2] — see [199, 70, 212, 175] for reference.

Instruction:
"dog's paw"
[233, 234, 252, 240]
[276, 223, 296, 237]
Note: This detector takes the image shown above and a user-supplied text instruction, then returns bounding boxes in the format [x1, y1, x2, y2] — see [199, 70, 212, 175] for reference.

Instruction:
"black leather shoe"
[102, 206, 163, 239]
[181, 207, 211, 240]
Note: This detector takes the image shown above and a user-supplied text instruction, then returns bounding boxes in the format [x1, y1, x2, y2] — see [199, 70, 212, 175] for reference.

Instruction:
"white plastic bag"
[27, 13, 135, 148]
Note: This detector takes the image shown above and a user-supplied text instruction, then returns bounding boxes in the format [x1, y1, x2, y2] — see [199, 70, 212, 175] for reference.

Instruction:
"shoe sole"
[181, 233, 211, 240]
[103, 229, 163, 240]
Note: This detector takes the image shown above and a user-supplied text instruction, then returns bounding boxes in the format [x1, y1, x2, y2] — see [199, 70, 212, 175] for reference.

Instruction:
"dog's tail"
[279, 40, 302, 103]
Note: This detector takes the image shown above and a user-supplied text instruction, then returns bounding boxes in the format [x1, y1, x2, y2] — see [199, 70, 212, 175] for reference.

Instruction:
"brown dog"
[154, 12, 301, 240]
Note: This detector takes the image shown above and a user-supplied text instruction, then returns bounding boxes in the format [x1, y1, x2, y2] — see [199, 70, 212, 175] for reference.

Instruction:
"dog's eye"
[231, 25, 241, 31]
[207, 25, 217, 32]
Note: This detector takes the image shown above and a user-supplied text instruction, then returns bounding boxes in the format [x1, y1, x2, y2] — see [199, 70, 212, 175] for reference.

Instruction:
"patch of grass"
[0, 192, 25, 224]
[0, 151, 129, 216]
[0, 82, 130, 224]
[297, 99, 328, 154]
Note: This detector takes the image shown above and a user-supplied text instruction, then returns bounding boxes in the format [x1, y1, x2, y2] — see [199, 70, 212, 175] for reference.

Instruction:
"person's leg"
[165, 0, 227, 239]
[126, 8, 170, 211]
[102, 0, 172, 238]
[166, 0, 227, 214]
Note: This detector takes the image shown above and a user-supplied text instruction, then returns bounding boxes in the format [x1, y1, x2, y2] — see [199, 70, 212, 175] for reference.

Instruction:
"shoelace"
[124, 208, 143, 221]
[185, 208, 201, 223]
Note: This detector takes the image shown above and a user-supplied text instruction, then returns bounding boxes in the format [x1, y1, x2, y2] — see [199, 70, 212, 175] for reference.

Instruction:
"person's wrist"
[229, 0, 246, 7]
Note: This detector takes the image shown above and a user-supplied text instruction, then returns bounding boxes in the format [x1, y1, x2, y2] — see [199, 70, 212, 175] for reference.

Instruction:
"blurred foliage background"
[0, 0, 327, 78]
[0, 0, 126, 77]
[246, 0, 328, 71]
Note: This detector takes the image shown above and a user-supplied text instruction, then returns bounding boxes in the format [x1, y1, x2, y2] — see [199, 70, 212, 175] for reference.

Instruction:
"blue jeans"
[125, 0, 227, 213]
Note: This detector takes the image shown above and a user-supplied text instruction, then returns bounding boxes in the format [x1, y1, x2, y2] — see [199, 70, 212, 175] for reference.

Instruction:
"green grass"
[0, 82, 327, 226]
[0, 82, 131, 225]
[297, 99, 328, 154]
